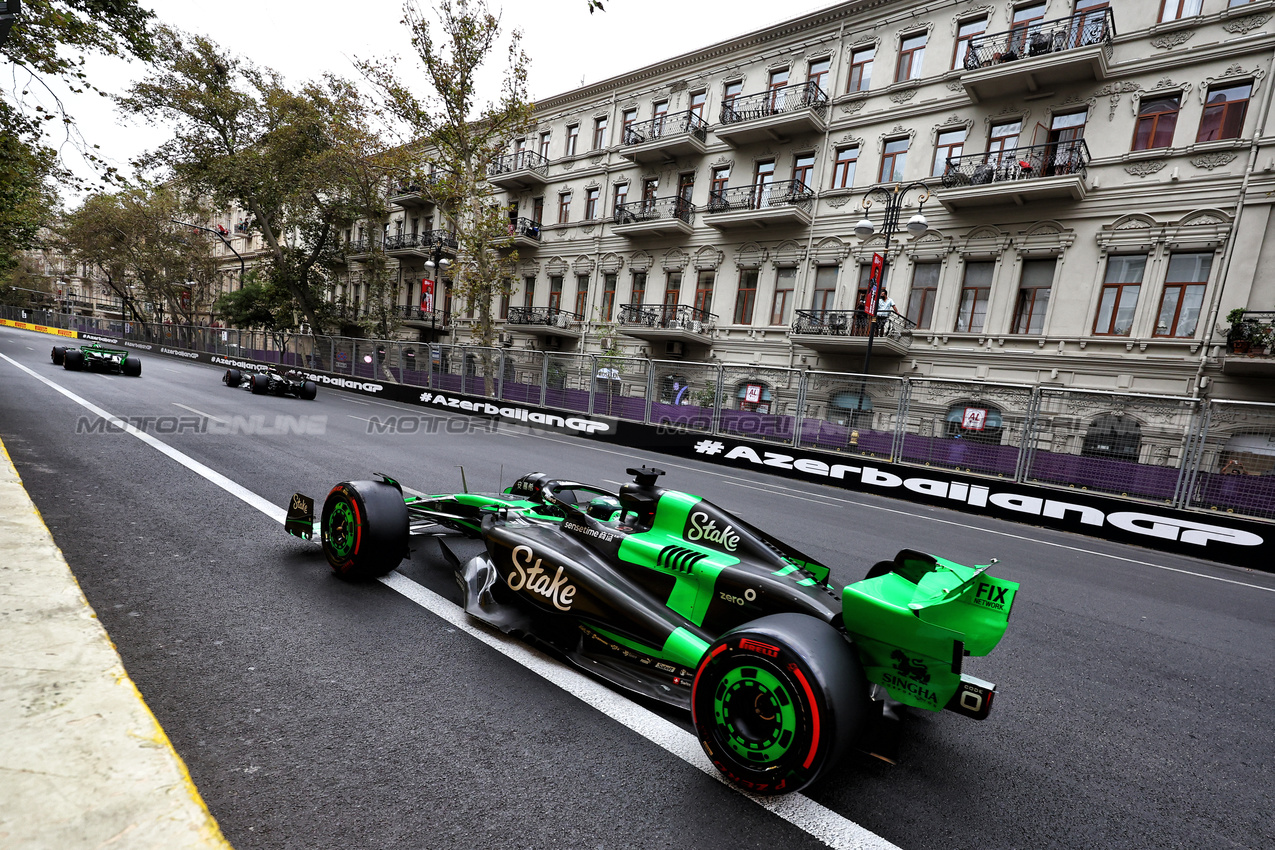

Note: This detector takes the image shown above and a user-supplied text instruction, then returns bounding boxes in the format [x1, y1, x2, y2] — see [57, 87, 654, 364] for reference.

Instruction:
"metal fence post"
[1174, 401, 1210, 510]
[711, 364, 725, 435]
[793, 370, 808, 449]
[644, 358, 655, 425]
[1015, 386, 1042, 483]
[892, 378, 912, 462]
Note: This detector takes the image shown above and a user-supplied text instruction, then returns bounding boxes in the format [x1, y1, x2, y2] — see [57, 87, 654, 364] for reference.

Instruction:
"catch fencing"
[13, 305, 1275, 523]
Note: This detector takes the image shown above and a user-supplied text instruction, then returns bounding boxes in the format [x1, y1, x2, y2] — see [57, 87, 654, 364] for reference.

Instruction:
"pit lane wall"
[21, 322, 1273, 569]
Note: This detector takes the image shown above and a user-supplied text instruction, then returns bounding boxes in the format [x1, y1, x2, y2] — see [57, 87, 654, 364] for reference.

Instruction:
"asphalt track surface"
[2, 324, 1272, 850]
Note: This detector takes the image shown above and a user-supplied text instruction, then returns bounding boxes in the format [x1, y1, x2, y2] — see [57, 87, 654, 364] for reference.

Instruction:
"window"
[539, 131, 551, 159]
[988, 120, 1022, 162]
[548, 275, 563, 312]
[662, 272, 682, 322]
[653, 100, 669, 135]
[575, 274, 589, 316]
[688, 91, 707, 121]
[642, 177, 659, 213]
[621, 108, 637, 143]
[954, 17, 986, 69]
[831, 146, 858, 189]
[499, 292, 509, 321]
[734, 269, 758, 324]
[933, 129, 966, 177]
[531, 197, 544, 225]
[710, 165, 731, 198]
[584, 187, 600, 220]
[811, 265, 838, 312]
[1082, 415, 1142, 462]
[693, 271, 714, 315]
[1197, 82, 1252, 142]
[792, 153, 815, 189]
[601, 273, 617, 321]
[565, 124, 579, 157]
[613, 182, 629, 214]
[1009, 3, 1047, 54]
[848, 45, 874, 93]
[767, 68, 790, 111]
[523, 276, 536, 308]
[723, 80, 743, 118]
[771, 268, 795, 324]
[592, 116, 608, 150]
[955, 262, 993, 333]
[879, 137, 909, 182]
[1132, 95, 1180, 151]
[896, 33, 926, 82]
[630, 271, 646, 306]
[907, 263, 939, 330]
[557, 192, 572, 224]
[1155, 253, 1211, 338]
[1093, 255, 1146, 336]
[1160, 0, 1203, 22]
[1012, 259, 1055, 334]
[857, 261, 890, 305]
[807, 57, 830, 96]
[514, 137, 527, 166]
[1048, 111, 1087, 173]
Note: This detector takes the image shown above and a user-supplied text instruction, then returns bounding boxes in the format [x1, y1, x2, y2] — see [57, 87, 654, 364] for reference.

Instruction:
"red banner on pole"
[420, 278, 435, 313]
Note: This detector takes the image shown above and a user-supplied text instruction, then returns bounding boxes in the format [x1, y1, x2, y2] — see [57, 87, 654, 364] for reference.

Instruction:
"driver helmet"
[585, 494, 622, 521]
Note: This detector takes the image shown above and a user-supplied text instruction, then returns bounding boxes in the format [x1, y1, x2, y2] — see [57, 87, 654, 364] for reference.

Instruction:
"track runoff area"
[2, 322, 1272, 850]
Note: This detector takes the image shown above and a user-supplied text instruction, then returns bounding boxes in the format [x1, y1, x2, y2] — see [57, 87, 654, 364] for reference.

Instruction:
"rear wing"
[842, 549, 1019, 718]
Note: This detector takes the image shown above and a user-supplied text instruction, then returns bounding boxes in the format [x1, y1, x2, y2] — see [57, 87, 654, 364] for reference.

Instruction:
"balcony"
[394, 305, 452, 333]
[487, 151, 550, 190]
[703, 180, 813, 229]
[345, 238, 378, 260]
[506, 306, 582, 340]
[384, 230, 459, 259]
[1222, 310, 1275, 377]
[617, 303, 716, 345]
[962, 10, 1115, 102]
[715, 82, 828, 146]
[620, 112, 709, 162]
[388, 178, 439, 209]
[611, 196, 694, 237]
[937, 141, 1090, 211]
[508, 217, 542, 249]
[790, 309, 914, 356]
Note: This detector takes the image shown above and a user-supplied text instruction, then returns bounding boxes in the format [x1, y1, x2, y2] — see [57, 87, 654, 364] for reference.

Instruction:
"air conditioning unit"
[546, 335, 562, 350]
[523, 338, 537, 349]
[599, 336, 613, 349]
[665, 341, 685, 357]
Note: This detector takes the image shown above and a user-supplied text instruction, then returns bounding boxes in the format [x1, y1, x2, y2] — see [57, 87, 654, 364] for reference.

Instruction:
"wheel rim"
[712, 665, 798, 765]
[326, 500, 358, 559]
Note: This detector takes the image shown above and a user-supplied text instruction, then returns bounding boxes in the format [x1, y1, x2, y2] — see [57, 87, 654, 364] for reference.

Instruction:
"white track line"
[172, 403, 228, 424]
[0, 351, 899, 850]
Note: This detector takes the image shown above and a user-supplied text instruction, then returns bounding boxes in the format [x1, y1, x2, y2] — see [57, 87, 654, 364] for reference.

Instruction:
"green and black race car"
[285, 466, 1019, 795]
[52, 343, 141, 376]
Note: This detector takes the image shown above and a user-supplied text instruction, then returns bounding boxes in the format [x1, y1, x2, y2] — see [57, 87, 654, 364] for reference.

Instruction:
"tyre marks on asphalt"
[0, 351, 901, 850]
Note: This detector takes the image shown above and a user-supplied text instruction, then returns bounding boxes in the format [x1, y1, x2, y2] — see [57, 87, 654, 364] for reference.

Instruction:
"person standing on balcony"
[876, 289, 896, 316]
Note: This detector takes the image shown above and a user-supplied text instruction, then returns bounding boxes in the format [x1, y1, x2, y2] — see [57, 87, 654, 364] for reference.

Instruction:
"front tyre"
[320, 480, 409, 580]
[250, 373, 269, 394]
[299, 380, 317, 400]
[691, 613, 869, 795]
[51, 346, 66, 365]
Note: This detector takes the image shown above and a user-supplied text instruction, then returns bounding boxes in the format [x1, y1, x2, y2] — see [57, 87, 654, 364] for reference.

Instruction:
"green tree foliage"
[213, 278, 294, 331]
[361, 0, 534, 349]
[118, 27, 392, 334]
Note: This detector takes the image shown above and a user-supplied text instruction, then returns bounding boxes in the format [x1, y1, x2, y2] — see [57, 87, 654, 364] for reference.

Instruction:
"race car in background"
[284, 465, 1020, 795]
[52, 343, 141, 376]
[223, 367, 318, 399]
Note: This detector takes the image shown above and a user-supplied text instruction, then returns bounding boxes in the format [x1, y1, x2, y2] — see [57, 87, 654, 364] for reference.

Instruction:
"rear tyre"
[320, 480, 409, 580]
[51, 346, 66, 365]
[250, 373, 269, 394]
[63, 349, 84, 371]
[224, 368, 242, 387]
[122, 357, 141, 377]
[299, 380, 317, 400]
[691, 613, 869, 795]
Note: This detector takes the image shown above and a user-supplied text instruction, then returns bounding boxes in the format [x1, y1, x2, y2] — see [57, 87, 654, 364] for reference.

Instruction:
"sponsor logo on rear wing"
[285, 493, 316, 540]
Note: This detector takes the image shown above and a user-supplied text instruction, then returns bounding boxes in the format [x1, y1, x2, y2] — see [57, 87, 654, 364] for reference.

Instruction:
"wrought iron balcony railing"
[621, 112, 709, 146]
[393, 305, 451, 327]
[509, 217, 541, 241]
[487, 151, 549, 178]
[792, 308, 915, 340]
[390, 175, 441, 196]
[382, 229, 459, 252]
[965, 9, 1115, 69]
[613, 196, 694, 226]
[706, 180, 814, 215]
[507, 306, 581, 328]
[941, 140, 1090, 187]
[618, 303, 716, 332]
[719, 81, 827, 125]
[345, 238, 379, 254]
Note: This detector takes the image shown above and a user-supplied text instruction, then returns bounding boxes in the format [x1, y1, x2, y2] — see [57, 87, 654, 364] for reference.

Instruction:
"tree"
[360, 0, 534, 350]
[118, 27, 382, 334]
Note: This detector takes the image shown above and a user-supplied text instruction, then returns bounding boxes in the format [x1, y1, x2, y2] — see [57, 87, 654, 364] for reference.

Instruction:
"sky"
[27, 0, 841, 204]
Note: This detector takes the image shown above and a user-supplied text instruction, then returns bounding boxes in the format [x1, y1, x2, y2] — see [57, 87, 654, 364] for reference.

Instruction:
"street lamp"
[851, 181, 932, 378]
[421, 239, 451, 326]
[171, 219, 245, 291]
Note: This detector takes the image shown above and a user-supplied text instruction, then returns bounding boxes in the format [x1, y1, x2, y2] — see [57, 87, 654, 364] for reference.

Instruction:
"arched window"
[1082, 414, 1142, 462]
[944, 403, 1004, 445]
[660, 374, 691, 404]
[736, 381, 773, 413]
[829, 390, 874, 428]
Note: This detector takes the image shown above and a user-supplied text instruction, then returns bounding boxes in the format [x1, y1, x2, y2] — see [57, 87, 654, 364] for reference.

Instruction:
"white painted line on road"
[346, 398, 370, 406]
[726, 479, 843, 508]
[0, 350, 901, 850]
[172, 403, 228, 424]
[346, 414, 375, 424]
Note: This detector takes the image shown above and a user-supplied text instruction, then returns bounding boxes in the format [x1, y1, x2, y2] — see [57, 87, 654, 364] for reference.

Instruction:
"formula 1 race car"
[284, 467, 1019, 795]
[223, 367, 318, 399]
[52, 343, 142, 376]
